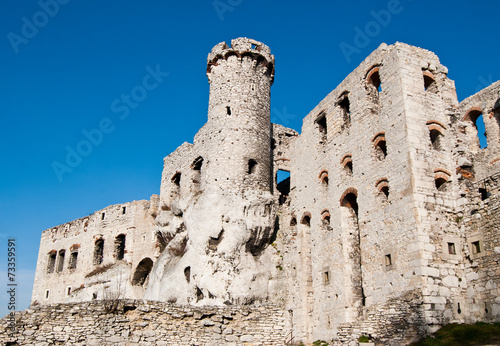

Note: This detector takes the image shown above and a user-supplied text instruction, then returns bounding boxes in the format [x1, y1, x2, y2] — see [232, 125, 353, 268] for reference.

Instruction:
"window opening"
[472, 241, 481, 254]
[171, 172, 181, 186]
[385, 254, 392, 267]
[115, 234, 126, 260]
[301, 213, 311, 227]
[47, 251, 56, 273]
[132, 258, 154, 286]
[56, 250, 65, 273]
[69, 250, 78, 269]
[94, 239, 104, 265]
[122, 206, 126, 214]
[226, 106, 231, 115]
[447, 242, 456, 255]
[248, 159, 257, 174]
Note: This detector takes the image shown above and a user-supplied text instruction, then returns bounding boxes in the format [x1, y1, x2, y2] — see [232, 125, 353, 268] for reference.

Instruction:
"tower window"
[367, 66, 381, 93]
[184, 266, 191, 283]
[434, 169, 451, 191]
[101, 212, 105, 220]
[464, 108, 488, 149]
[315, 112, 327, 143]
[321, 210, 331, 225]
[373, 132, 387, 160]
[122, 206, 126, 214]
[226, 106, 231, 115]
[248, 159, 257, 174]
[340, 188, 358, 217]
[341, 154, 353, 175]
[423, 70, 437, 92]
[338, 93, 351, 127]
[376, 178, 389, 199]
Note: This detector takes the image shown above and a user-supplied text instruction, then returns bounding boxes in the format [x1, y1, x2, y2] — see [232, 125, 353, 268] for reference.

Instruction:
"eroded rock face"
[145, 187, 278, 305]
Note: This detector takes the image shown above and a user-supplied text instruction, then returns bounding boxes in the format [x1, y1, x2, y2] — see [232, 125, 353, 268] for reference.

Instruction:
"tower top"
[206, 37, 275, 82]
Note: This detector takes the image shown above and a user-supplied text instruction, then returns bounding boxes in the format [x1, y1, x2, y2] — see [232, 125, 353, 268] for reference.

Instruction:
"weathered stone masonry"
[1, 38, 499, 345]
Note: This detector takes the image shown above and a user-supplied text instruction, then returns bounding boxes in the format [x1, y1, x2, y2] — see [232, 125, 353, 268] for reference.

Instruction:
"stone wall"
[0, 301, 286, 346]
[31, 198, 159, 305]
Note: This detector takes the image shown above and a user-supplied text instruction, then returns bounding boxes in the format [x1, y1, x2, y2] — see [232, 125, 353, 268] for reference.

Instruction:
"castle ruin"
[3, 38, 500, 345]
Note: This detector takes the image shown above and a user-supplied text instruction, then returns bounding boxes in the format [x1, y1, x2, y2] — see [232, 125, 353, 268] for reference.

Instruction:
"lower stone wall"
[0, 300, 286, 346]
[335, 291, 426, 345]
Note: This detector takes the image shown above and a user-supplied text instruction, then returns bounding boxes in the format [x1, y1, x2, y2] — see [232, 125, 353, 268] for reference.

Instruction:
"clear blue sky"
[0, 0, 498, 316]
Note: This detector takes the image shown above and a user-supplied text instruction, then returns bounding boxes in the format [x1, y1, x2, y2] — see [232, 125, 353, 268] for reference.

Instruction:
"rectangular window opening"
[101, 212, 105, 220]
[122, 206, 126, 214]
[67, 287, 71, 295]
[385, 254, 392, 267]
[45, 290, 50, 299]
[323, 271, 330, 285]
[447, 242, 456, 255]
[472, 241, 481, 254]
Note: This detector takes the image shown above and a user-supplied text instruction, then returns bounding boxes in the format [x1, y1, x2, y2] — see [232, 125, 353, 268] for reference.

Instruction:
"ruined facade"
[18, 38, 500, 344]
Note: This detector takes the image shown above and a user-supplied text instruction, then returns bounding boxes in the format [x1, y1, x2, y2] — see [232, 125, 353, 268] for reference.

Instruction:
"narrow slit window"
[315, 112, 327, 143]
[385, 254, 392, 267]
[101, 213, 105, 220]
[338, 94, 351, 127]
[45, 290, 50, 299]
[226, 106, 231, 115]
[323, 271, 330, 285]
[122, 206, 126, 214]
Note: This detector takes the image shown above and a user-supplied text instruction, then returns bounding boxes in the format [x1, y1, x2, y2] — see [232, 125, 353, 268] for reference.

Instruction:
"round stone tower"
[205, 37, 275, 192]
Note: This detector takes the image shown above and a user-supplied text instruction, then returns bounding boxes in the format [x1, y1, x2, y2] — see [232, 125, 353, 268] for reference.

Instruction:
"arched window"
[434, 169, 451, 191]
[115, 234, 126, 260]
[290, 215, 297, 227]
[340, 188, 359, 217]
[464, 108, 488, 149]
[341, 154, 353, 175]
[366, 66, 381, 94]
[301, 212, 311, 227]
[315, 111, 327, 144]
[427, 121, 446, 150]
[321, 209, 331, 225]
[422, 70, 438, 93]
[94, 239, 104, 265]
[319, 170, 329, 185]
[132, 258, 154, 286]
[373, 132, 387, 160]
[375, 178, 389, 199]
